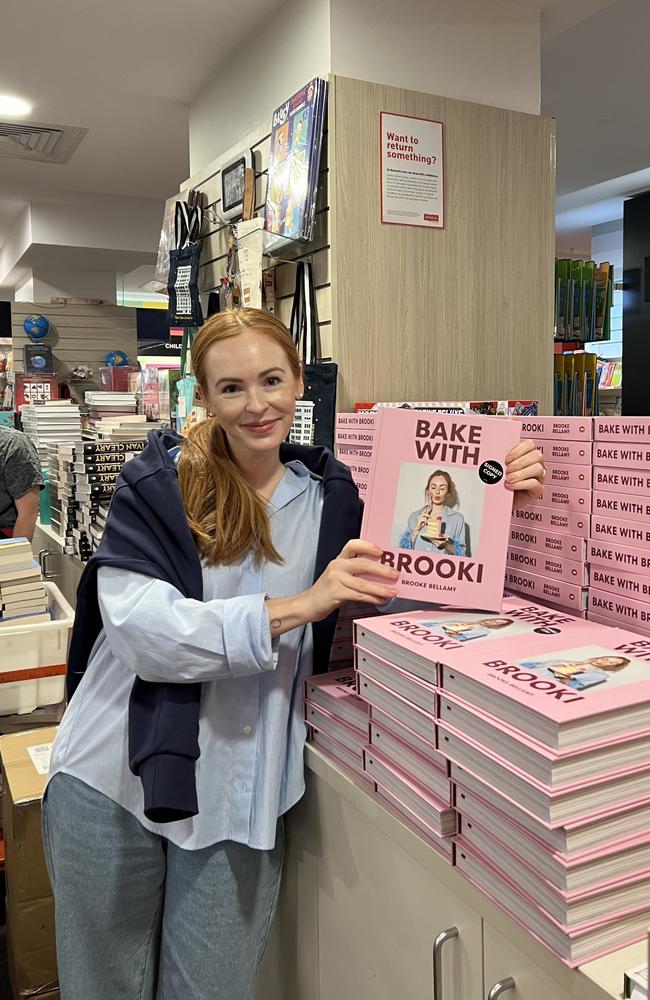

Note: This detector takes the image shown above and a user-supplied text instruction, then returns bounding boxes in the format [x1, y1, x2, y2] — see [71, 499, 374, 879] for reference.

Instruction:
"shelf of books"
[303, 406, 650, 994]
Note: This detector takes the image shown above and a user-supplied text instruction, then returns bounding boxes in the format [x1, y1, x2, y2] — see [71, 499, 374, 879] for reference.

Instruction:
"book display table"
[255, 747, 646, 1000]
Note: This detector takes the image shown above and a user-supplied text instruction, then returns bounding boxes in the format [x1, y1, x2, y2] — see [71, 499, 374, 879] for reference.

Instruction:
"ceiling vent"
[0, 122, 88, 163]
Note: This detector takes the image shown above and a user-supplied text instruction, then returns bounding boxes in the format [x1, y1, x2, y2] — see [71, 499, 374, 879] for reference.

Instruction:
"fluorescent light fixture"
[0, 95, 32, 117]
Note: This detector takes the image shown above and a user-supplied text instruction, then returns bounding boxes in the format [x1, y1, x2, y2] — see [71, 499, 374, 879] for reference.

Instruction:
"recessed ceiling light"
[0, 95, 32, 117]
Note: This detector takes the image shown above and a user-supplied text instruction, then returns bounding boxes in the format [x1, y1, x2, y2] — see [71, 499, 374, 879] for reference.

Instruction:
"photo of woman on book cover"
[423, 617, 515, 641]
[521, 652, 632, 691]
[397, 469, 470, 555]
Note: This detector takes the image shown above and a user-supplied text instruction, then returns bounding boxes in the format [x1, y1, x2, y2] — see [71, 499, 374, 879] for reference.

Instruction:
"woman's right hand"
[301, 539, 399, 623]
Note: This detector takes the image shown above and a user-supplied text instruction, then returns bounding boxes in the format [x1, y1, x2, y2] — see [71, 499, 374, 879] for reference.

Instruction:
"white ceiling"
[0, 0, 284, 245]
[0, 0, 646, 273]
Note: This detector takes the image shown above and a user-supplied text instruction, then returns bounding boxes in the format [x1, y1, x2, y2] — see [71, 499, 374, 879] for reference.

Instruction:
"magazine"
[360, 409, 521, 609]
[264, 78, 327, 251]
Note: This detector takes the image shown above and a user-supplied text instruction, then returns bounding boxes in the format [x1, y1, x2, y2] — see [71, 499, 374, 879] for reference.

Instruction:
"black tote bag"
[290, 261, 337, 450]
[167, 201, 204, 328]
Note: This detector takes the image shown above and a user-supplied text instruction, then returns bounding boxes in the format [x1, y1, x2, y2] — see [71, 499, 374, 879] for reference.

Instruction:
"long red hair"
[178, 308, 301, 565]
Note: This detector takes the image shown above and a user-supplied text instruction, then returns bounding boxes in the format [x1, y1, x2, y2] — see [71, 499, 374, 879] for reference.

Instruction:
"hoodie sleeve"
[98, 567, 279, 682]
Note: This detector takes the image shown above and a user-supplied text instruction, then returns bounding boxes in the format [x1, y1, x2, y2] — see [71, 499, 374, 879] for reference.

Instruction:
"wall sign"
[380, 112, 444, 229]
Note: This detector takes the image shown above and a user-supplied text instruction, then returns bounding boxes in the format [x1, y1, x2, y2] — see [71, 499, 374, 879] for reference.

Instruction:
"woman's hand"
[414, 507, 432, 533]
[301, 539, 399, 623]
[505, 439, 545, 509]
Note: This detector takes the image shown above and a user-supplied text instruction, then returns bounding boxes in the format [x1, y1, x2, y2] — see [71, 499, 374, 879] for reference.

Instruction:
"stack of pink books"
[588, 418, 650, 637]
[353, 599, 650, 966]
[330, 601, 381, 667]
[335, 412, 376, 497]
[304, 669, 371, 786]
[507, 417, 592, 615]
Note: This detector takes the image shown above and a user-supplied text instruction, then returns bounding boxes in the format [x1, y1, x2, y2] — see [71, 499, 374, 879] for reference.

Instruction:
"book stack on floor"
[304, 670, 372, 787]
[352, 608, 455, 862]
[506, 417, 592, 616]
[335, 412, 376, 498]
[21, 400, 82, 465]
[588, 418, 650, 636]
[55, 439, 144, 559]
[0, 538, 50, 625]
[351, 599, 650, 965]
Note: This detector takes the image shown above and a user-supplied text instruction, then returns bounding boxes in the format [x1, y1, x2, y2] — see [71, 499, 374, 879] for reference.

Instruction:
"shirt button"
[243, 725, 252, 735]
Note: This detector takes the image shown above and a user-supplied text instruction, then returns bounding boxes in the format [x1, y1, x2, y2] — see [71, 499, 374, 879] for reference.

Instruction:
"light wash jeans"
[42, 773, 284, 1000]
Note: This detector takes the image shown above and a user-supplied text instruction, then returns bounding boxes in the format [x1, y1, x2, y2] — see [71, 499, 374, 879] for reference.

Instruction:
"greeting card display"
[361, 410, 520, 609]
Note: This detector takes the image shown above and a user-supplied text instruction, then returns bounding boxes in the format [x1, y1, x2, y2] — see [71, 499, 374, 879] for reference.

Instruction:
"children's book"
[360, 410, 520, 610]
[265, 78, 327, 251]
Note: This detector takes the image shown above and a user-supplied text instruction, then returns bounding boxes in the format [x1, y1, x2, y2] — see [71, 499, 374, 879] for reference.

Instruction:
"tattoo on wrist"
[270, 618, 282, 630]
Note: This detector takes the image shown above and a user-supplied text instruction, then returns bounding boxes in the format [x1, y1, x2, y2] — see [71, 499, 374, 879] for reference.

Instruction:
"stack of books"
[330, 600, 380, 667]
[335, 412, 376, 498]
[20, 400, 82, 465]
[54, 439, 144, 560]
[0, 538, 49, 625]
[83, 391, 163, 440]
[588, 418, 650, 635]
[304, 669, 371, 787]
[352, 599, 650, 965]
[353, 607, 457, 862]
[506, 417, 592, 615]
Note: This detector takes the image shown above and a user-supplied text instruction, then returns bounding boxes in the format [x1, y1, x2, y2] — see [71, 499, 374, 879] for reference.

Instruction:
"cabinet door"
[255, 789, 320, 1000]
[315, 778, 483, 1000]
[483, 925, 602, 1000]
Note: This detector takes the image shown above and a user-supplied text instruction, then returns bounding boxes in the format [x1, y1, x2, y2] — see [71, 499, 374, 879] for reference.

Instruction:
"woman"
[43, 308, 545, 1000]
[523, 654, 630, 690]
[399, 469, 465, 555]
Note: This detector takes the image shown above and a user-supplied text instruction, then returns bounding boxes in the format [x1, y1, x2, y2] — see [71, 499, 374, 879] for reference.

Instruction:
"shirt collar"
[269, 460, 314, 514]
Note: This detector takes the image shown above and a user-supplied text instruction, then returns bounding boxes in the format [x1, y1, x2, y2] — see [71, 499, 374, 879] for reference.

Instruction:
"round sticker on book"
[533, 626, 561, 635]
[478, 460, 504, 485]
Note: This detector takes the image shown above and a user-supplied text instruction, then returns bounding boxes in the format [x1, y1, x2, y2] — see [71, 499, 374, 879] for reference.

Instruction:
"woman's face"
[591, 656, 627, 669]
[427, 475, 449, 507]
[199, 329, 302, 463]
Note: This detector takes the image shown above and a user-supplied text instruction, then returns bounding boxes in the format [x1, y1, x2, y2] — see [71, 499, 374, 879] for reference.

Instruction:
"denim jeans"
[42, 774, 284, 1000]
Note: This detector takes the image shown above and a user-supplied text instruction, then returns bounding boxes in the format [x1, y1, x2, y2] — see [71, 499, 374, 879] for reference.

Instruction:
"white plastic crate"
[0, 582, 74, 716]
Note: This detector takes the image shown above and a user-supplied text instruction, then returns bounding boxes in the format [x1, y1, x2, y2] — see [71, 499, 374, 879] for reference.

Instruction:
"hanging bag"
[175, 325, 200, 433]
[290, 261, 337, 449]
[167, 201, 204, 328]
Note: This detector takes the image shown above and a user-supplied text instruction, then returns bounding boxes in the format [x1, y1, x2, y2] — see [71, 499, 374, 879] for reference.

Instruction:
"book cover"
[265, 78, 326, 249]
[512, 504, 589, 537]
[508, 525, 586, 561]
[360, 410, 520, 609]
[593, 443, 650, 470]
[593, 467, 650, 496]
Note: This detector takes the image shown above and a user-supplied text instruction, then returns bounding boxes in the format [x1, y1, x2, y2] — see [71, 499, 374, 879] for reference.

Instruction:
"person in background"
[0, 423, 43, 540]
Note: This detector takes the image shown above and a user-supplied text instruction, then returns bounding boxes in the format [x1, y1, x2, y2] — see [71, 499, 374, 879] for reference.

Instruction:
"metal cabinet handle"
[487, 977, 516, 999]
[432, 926, 458, 1000]
[38, 548, 57, 580]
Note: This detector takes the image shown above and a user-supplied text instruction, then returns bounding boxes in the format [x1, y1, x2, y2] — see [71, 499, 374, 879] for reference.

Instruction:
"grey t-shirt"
[0, 426, 44, 529]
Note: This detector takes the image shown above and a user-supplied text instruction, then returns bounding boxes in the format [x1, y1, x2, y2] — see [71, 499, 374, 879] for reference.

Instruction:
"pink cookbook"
[504, 568, 586, 611]
[360, 409, 520, 610]
[588, 538, 650, 574]
[593, 443, 650, 470]
[594, 417, 650, 442]
[509, 525, 586, 560]
[592, 491, 650, 524]
[588, 589, 650, 634]
[592, 466, 650, 496]
[511, 504, 589, 537]
[506, 546, 587, 586]
[590, 566, 650, 603]
[591, 514, 650, 551]
[543, 461, 590, 489]
[517, 417, 593, 441]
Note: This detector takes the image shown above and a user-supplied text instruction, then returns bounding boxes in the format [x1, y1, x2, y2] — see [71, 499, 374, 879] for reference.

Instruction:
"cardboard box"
[1, 727, 58, 1000]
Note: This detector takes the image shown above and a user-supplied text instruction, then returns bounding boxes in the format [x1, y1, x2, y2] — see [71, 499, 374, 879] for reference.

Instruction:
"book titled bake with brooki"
[361, 409, 521, 609]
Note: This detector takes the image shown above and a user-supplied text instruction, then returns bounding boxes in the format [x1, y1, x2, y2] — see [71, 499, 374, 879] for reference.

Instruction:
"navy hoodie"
[67, 429, 363, 823]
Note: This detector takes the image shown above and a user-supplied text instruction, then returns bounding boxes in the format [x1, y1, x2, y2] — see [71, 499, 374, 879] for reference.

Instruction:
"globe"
[104, 350, 129, 366]
[23, 314, 51, 340]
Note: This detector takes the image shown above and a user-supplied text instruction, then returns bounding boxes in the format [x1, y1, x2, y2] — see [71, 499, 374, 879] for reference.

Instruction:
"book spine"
[592, 444, 650, 470]
[526, 485, 592, 514]
[505, 567, 587, 611]
[517, 417, 593, 441]
[511, 504, 589, 538]
[590, 564, 650, 601]
[535, 440, 592, 466]
[592, 467, 650, 496]
[508, 526, 586, 560]
[591, 515, 650, 551]
[593, 418, 650, 442]
[592, 491, 650, 523]
[588, 588, 650, 634]
[506, 546, 587, 585]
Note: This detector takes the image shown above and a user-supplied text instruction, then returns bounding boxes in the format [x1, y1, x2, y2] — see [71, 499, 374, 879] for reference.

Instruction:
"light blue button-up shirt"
[49, 461, 323, 851]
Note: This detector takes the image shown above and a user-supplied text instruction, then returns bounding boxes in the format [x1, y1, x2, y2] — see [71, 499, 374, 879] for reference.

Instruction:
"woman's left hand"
[505, 439, 545, 510]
